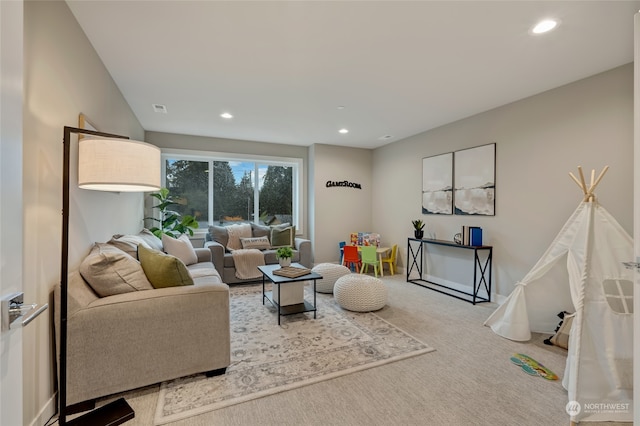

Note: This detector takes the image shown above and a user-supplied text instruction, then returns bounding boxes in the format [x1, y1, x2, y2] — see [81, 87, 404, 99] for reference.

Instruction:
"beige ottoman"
[312, 263, 351, 294]
[334, 274, 387, 312]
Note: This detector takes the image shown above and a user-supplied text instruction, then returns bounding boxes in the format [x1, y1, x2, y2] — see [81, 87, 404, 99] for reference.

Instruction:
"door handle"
[1, 292, 48, 332]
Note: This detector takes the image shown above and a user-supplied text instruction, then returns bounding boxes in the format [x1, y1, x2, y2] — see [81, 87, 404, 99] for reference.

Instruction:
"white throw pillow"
[240, 236, 271, 250]
[226, 223, 252, 251]
[162, 234, 198, 266]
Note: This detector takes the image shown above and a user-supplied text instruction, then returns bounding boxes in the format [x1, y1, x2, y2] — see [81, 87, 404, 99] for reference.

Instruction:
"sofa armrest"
[295, 237, 312, 268]
[194, 247, 212, 263]
[205, 240, 225, 274]
[63, 283, 230, 404]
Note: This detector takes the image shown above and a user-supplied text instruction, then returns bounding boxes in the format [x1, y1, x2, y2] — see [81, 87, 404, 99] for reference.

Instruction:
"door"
[634, 11, 639, 426]
[0, 1, 24, 425]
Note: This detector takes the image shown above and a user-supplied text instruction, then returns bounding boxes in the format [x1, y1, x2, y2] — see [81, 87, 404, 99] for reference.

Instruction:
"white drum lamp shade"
[78, 138, 161, 192]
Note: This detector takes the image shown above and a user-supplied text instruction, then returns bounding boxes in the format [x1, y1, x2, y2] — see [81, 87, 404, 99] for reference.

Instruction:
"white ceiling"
[66, 1, 640, 149]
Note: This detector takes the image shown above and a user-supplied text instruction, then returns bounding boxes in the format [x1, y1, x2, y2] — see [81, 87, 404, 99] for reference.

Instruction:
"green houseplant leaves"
[146, 188, 199, 239]
[276, 246, 293, 259]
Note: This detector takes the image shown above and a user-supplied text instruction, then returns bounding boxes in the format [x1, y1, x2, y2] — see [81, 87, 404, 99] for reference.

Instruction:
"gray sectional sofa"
[54, 230, 230, 406]
[205, 222, 312, 284]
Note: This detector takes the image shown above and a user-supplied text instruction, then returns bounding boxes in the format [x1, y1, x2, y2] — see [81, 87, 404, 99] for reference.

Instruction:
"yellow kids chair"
[380, 244, 398, 276]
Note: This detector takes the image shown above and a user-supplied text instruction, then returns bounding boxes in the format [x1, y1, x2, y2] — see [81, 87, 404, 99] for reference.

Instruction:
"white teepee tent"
[484, 167, 634, 423]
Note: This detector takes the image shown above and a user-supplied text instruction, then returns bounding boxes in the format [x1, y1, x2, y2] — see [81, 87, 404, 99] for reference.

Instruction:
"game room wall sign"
[326, 180, 362, 189]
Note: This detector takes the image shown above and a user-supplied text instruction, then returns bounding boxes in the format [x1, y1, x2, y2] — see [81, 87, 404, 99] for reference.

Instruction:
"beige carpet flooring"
[94, 274, 629, 426]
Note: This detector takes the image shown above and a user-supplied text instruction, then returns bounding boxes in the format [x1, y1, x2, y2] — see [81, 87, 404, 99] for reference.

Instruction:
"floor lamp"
[59, 126, 161, 425]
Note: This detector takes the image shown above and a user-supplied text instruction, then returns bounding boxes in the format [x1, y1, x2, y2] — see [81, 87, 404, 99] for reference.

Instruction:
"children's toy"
[510, 353, 558, 380]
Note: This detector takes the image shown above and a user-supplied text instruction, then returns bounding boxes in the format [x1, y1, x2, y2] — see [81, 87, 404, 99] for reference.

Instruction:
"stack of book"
[349, 232, 381, 247]
[461, 226, 483, 246]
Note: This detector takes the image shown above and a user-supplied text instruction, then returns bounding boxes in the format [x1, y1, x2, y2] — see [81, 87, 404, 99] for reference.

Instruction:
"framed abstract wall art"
[454, 143, 495, 216]
[422, 152, 453, 215]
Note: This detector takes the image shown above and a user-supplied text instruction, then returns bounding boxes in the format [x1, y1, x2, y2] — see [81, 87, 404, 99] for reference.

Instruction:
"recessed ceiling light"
[531, 19, 558, 34]
[339, 128, 349, 134]
[220, 112, 233, 119]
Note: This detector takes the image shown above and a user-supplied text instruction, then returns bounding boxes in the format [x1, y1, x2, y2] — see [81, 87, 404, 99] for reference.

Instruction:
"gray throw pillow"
[208, 225, 229, 247]
[110, 228, 163, 257]
[137, 228, 163, 251]
[251, 223, 271, 240]
[108, 235, 152, 259]
[79, 243, 153, 297]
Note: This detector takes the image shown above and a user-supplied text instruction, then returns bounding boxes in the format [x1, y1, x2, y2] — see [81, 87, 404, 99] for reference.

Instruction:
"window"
[164, 159, 209, 226]
[161, 150, 302, 232]
[602, 279, 634, 314]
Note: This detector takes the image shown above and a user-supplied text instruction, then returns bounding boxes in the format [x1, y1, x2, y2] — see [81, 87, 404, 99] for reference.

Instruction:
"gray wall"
[23, 1, 145, 423]
[309, 144, 373, 263]
[372, 64, 633, 298]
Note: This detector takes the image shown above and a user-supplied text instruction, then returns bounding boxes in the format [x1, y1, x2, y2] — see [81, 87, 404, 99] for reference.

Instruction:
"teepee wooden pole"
[569, 166, 609, 202]
[569, 172, 585, 191]
[589, 165, 609, 194]
[577, 166, 587, 193]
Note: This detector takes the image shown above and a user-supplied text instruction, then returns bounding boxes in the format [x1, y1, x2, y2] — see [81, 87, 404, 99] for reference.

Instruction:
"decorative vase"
[279, 258, 291, 267]
[414, 230, 424, 239]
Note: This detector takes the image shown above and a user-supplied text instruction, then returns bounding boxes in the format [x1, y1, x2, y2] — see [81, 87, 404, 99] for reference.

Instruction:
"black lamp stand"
[59, 126, 135, 425]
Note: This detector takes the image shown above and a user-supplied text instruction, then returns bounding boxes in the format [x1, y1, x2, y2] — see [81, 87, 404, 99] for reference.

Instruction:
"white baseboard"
[494, 293, 507, 305]
[30, 393, 56, 426]
[421, 274, 492, 299]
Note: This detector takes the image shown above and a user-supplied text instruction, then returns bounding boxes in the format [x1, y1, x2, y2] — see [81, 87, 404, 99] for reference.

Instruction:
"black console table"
[406, 238, 492, 305]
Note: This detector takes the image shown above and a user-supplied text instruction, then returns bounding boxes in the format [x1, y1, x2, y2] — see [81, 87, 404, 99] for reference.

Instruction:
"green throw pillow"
[270, 225, 295, 248]
[138, 245, 194, 288]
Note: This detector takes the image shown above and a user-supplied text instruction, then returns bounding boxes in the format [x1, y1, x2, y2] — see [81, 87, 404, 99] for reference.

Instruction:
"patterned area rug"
[154, 283, 434, 425]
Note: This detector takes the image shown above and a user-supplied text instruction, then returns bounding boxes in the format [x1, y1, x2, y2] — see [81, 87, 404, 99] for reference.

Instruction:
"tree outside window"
[162, 157, 296, 227]
[165, 160, 209, 228]
[259, 165, 292, 225]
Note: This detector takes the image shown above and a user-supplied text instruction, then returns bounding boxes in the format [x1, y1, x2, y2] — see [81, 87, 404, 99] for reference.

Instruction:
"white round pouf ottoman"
[312, 263, 351, 293]
[334, 274, 387, 312]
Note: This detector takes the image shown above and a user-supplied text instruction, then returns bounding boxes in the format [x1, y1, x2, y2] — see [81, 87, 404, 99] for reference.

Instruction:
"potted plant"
[276, 246, 294, 267]
[146, 188, 199, 239]
[412, 219, 425, 239]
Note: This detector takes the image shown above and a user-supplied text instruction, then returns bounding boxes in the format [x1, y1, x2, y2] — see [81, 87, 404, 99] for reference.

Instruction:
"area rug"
[154, 283, 434, 425]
